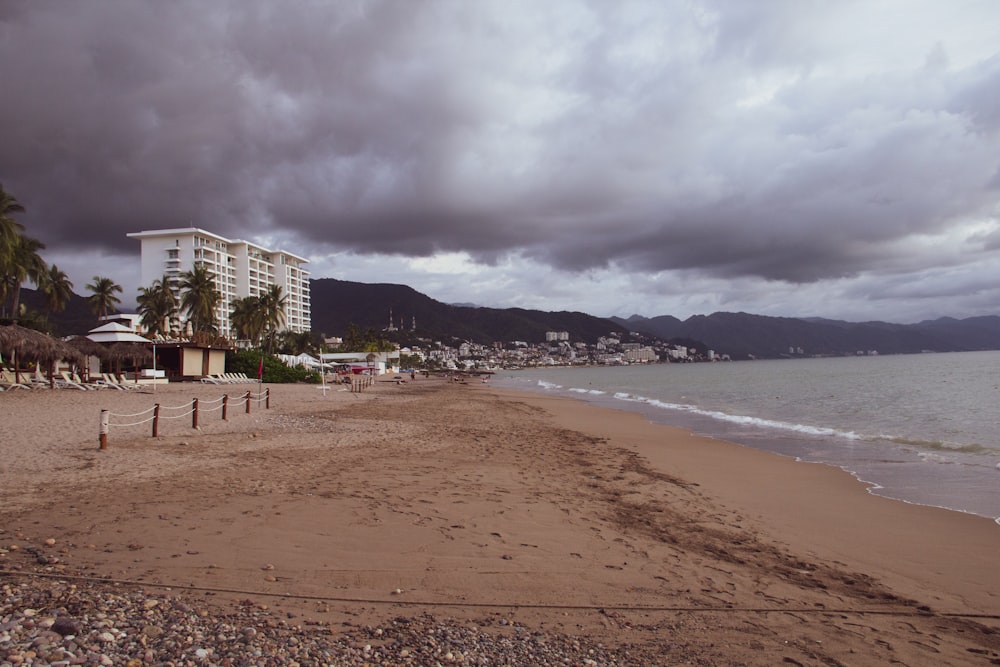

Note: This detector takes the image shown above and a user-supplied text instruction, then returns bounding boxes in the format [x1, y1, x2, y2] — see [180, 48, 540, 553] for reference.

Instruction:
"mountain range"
[613, 312, 1000, 359]
[308, 278, 631, 344]
[309, 280, 1000, 358]
[20, 279, 1000, 359]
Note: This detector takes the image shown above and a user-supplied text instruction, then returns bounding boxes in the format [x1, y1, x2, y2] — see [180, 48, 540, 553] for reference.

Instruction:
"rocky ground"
[2, 574, 643, 667]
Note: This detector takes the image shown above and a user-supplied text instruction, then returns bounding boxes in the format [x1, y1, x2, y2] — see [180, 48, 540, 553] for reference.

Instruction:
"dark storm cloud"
[2, 0, 999, 314]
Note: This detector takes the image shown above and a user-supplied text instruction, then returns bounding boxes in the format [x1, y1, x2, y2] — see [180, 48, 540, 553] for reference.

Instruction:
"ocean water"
[494, 351, 1000, 523]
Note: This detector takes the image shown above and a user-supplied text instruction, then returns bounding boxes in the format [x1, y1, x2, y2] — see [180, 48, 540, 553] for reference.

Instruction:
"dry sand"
[1, 376, 998, 665]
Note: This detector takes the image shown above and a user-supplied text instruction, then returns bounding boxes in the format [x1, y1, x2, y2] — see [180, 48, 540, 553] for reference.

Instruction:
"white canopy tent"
[276, 352, 324, 370]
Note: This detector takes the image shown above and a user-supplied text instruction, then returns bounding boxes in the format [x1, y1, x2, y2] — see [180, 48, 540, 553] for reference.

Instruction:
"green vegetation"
[226, 348, 320, 384]
[340, 322, 394, 352]
[1, 184, 79, 332]
[85, 275, 123, 322]
[398, 352, 426, 369]
[137, 275, 179, 337]
[276, 330, 317, 355]
[230, 285, 287, 352]
[42, 265, 74, 314]
[178, 264, 220, 335]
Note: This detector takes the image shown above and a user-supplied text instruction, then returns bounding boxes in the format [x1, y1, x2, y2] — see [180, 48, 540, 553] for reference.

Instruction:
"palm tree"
[260, 284, 287, 353]
[0, 184, 25, 268]
[0, 185, 40, 322]
[40, 264, 74, 314]
[2, 234, 47, 320]
[179, 264, 220, 335]
[85, 276, 123, 321]
[278, 330, 315, 355]
[230, 295, 266, 345]
[341, 322, 364, 351]
[136, 275, 178, 337]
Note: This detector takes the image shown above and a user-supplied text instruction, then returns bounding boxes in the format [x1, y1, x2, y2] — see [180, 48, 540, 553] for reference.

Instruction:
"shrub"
[226, 349, 320, 384]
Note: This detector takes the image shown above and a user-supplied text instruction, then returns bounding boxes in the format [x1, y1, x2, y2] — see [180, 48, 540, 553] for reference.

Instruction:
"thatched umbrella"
[67, 337, 114, 381]
[0, 324, 57, 359]
[106, 342, 152, 376]
[0, 324, 82, 385]
[67, 336, 109, 360]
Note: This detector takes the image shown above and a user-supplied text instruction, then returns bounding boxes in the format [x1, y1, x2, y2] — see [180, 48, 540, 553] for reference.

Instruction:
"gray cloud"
[2, 0, 1000, 321]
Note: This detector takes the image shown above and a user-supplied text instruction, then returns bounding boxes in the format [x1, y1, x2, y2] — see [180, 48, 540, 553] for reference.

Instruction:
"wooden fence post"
[265, 387, 270, 409]
[192, 397, 199, 429]
[245, 390, 251, 414]
[222, 394, 228, 421]
[152, 404, 160, 438]
[99, 409, 109, 450]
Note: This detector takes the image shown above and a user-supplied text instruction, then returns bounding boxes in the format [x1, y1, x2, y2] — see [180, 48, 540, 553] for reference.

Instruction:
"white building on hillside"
[128, 227, 311, 337]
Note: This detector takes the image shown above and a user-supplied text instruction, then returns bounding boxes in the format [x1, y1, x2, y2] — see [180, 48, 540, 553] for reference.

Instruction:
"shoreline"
[493, 388, 1000, 611]
[2, 378, 999, 664]
[495, 367, 1000, 524]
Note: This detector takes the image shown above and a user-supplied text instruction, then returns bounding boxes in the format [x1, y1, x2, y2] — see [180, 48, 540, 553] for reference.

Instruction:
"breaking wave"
[607, 391, 863, 441]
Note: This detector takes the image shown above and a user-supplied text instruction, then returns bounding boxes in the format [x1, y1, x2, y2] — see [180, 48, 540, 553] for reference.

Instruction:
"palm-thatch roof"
[0, 324, 82, 365]
[66, 336, 110, 361]
[106, 342, 152, 364]
[64, 335, 152, 375]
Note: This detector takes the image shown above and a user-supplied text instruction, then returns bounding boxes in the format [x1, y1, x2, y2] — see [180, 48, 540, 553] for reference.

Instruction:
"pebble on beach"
[0, 574, 636, 666]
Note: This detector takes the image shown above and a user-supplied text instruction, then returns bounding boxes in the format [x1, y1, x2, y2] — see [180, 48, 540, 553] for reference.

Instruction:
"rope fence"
[99, 387, 271, 449]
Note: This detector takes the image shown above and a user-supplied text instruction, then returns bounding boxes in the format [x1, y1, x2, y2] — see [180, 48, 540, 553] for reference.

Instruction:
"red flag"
[257, 354, 264, 381]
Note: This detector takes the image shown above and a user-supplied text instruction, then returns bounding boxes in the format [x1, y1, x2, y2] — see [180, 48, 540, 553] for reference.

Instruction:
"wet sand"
[1, 376, 998, 664]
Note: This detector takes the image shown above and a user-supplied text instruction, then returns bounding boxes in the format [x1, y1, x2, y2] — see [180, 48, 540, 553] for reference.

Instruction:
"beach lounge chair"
[18, 369, 47, 389]
[104, 373, 138, 390]
[99, 372, 126, 390]
[57, 371, 90, 390]
[30, 367, 55, 388]
[116, 373, 140, 389]
[72, 371, 107, 390]
[87, 373, 114, 389]
[119, 374, 142, 390]
[200, 375, 223, 384]
[1, 369, 38, 390]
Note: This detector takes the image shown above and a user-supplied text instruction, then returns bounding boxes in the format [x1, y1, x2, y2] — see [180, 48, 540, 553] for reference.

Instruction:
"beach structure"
[319, 350, 400, 375]
[128, 228, 311, 338]
[86, 321, 151, 344]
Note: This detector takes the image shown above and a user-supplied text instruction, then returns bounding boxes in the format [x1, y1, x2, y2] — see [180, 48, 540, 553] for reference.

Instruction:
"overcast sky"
[2, 1, 1000, 323]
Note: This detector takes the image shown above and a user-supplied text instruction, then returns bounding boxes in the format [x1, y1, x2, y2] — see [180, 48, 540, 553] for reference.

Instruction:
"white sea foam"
[917, 452, 955, 464]
[609, 391, 863, 441]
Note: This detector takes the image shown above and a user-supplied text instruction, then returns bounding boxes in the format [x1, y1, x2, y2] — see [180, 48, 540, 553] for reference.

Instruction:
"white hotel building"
[128, 228, 311, 338]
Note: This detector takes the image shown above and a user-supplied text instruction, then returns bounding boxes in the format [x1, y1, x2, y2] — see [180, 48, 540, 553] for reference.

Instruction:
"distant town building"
[622, 347, 657, 363]
[128, 227, 311, 337]
[545, 331, 570, 342]
[666, 346, 689, 361]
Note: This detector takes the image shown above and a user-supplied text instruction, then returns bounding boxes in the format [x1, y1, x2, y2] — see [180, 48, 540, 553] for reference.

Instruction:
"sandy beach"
[1, 376, 998, 665]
